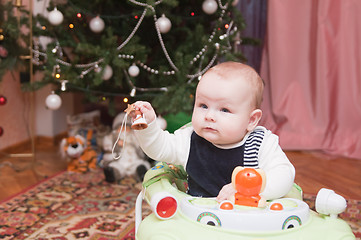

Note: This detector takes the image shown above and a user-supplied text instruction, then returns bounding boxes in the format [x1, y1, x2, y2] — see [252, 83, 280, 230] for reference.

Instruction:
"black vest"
[186, 129, 264, 197]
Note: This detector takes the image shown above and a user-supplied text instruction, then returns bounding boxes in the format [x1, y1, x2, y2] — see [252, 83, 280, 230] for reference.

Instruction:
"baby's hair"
[206, 62, 264, 109]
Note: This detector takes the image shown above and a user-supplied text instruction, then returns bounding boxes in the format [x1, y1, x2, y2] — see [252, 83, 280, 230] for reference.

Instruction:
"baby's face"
[192, 71, 255, 146]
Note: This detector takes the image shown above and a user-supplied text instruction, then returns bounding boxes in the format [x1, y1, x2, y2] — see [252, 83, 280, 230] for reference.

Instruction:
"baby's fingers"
[133, 101, 151, 112]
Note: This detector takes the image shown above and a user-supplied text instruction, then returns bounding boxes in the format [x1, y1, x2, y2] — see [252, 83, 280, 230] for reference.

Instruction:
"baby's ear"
[247, 109, 262, 132]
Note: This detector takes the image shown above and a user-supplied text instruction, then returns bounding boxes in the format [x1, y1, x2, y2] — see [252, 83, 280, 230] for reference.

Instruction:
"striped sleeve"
[243, 129, 265, 168]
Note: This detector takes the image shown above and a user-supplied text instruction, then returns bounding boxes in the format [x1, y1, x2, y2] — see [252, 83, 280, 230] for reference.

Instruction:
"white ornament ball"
[102, 65, 113, 81]
[45, 92, 62, 110]
[156, 14, 172, 34]
[89, 16, 105, 33]
[48, 8, 64, 26]
[202, 0, 218, 15]
[128, 65, 140, 77]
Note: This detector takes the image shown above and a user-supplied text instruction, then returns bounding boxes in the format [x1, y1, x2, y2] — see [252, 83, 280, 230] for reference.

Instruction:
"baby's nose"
[205, 110, 216, 121]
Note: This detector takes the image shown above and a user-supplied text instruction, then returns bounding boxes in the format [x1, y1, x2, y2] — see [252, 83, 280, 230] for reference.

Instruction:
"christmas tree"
[20, 0, 256, 115]
[0, 1, 29, 79]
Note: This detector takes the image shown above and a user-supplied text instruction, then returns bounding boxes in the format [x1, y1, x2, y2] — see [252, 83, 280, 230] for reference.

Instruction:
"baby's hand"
[131, 101, 157, 124]
[216, 183, 236, 202]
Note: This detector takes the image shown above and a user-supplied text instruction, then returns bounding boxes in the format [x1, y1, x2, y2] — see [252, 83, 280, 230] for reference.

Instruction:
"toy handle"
[135, 190, 144, 234]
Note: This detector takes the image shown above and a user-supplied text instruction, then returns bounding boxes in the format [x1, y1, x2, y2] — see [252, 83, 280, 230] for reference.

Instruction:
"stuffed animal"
[60, 130, 98, 173]
[100, 112, 153, 182]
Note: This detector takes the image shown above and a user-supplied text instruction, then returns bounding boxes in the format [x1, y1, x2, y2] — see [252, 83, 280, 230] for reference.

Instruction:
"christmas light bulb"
[0, 95, 7, 105]
[130, 88, 136, 97]
[60, 80, 68, 91]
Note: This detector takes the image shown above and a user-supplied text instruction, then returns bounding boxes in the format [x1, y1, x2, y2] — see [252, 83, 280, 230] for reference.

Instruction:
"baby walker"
[135, 162, 355, 240]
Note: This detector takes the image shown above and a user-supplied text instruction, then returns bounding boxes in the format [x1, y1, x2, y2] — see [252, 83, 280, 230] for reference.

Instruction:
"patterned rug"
[0, 169, 150, 239]
[0, 169, 359, 239]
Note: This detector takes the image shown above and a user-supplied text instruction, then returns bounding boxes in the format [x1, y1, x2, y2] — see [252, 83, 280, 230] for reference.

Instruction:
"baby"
[131, 61, 295, 202]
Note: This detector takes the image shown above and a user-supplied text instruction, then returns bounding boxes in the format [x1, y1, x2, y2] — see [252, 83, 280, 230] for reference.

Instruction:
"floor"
[0, 140, 67, 202]
[1, 143, 361, 202]
[286, 150, 361, 200]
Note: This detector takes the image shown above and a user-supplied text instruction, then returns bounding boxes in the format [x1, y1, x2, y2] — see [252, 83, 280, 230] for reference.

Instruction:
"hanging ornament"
[48, 8, 64, 26]
[156, 14, 172, 34]
[102, 65, 113, 80]
[0, 126, 3, 137]
[89, 16, 105, 33]
[202, 0, 218, 15]
[128, 64, 140, 77]
[0, 95, 7, 105]
[45, 91, 62, 110]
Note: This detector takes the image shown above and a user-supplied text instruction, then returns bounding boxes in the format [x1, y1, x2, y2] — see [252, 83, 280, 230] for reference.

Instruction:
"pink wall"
[0, 71, 31, 149]
[0, 70, 76, 150]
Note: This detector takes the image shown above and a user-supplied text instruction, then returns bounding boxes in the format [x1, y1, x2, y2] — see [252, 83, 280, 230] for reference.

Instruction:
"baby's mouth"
[204, 126, 217, 131]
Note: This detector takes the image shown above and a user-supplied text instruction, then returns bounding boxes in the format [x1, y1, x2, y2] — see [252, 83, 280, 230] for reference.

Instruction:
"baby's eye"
[220, 108, 230, 113]
[200, 104, 208, 109]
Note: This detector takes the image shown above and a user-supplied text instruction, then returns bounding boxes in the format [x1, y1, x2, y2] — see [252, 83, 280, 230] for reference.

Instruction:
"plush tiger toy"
[60, 130, 98, 173]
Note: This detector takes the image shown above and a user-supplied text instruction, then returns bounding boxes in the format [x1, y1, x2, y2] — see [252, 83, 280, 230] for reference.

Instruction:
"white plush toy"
[101, 112, 157, 182]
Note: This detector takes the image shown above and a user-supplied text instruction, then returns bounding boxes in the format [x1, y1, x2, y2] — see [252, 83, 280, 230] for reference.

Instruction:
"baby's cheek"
[224, 127, 246, 142]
